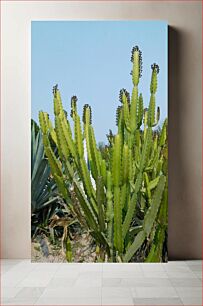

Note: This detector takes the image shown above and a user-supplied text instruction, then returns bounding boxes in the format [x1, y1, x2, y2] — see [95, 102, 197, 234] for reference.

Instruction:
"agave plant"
[31, 120, 60, 236]
[39, 46, 168, 262]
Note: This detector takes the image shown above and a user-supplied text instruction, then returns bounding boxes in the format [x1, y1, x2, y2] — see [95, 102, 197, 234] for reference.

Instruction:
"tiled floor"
[1, 260, 202, 305]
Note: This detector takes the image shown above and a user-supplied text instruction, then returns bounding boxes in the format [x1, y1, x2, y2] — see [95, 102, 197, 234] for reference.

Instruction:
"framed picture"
[31, 20, 168, 263]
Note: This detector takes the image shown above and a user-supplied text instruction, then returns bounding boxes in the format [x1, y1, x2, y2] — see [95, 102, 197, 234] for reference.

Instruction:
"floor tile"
[170, 277, 202, 287]
[15, 287, 45, 298]
[53, 265, 80, 278]
[2, 265, 16, 274]
[80, 263, 103, 272]
[2, 287, 22, 299]
[168, 261, 188, 266]
[102, 297, 134, 305]
[186, 260, 202, 266]
[123, 277, 172, 287]
[180, 296, 202, 305]
[140, 263, 165, 272]
[35, 297, 102, 305]
[102, 286, 132, 298]
[164, 265, 192, 273]
[142, 271, 168, 278]
[41, 287, 101, 298]
[193, 271, 202, 279]
[103, 269, 144, 278]
[134, 286, 178, 298]
[1, 259, 202, 306]
[166, 271, 197, 279]
[102, 277, 123, 287]
[3, 296, 38, 305]
[75, 276, 102, 287]
[47, 277, 77, 288]
[188, 264, 202, 272]
[103, 263, 142, 273]
[175, 287, 202, 298]
[133, 297, 183, 305]
[17, 271, 56, 287]
[2, 262, 36, 287]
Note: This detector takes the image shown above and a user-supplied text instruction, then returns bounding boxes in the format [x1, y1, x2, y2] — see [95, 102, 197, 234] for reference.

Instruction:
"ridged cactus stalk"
[39, 46, 168, 262]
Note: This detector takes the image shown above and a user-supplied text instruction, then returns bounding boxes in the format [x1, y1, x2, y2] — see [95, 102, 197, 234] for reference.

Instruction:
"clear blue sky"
[32, 21, 167, 143]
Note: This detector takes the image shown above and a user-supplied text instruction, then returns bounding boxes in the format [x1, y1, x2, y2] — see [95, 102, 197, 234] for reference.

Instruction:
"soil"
[31, 231, 97, 263]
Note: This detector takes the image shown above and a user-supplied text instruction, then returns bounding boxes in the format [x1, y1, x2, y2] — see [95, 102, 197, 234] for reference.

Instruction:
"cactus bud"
[150, 64, 159, 94]
[52, 84, 58, 97]
[82, 104, 92, 125]
[131, 46, 142, 84]
[70, 95, 78, 118]
[119, 88, 130, 105]
[151, 63, 160, 74]
[116, 106, 122, 126]
[71, 95, 77, 108]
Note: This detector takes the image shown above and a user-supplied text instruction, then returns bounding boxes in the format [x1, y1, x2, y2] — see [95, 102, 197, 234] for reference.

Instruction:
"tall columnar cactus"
[39, 46, 168, 262]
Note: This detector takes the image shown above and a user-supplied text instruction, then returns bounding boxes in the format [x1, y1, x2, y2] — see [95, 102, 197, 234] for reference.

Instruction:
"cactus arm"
[113, 186, 123, 254]
[112, 134, 121, 186]
[122, 172, 142, 239]
[39, 111, 72, 207]
[96, 176, 106, 233]
[139, 127, 152, 171]
[159, 119, 168, 147]
[150, 64, 158, 94]
[88, 125, 101, 179]
[147, 94, 156, 127]
[53, 86, 63, 115]
[43, 115, 57, 145]
[143, 175, 166, 235]
[54, 174, 69, 202]
[111, 134, 123, 253]
[55, 116, 69, 160]
[73, 178, 98, 231]
[131, 46, 142, 86]
[66, 236, 72, 262]
[123, 175, 166, 262]
[128, 148, 133, 182]
[100, 159, 107, 186]
[148, 176, 160, 191]
[130, 86, 138, 132]
[124, 230, 146, 262]
[129, 225, 143, 237]
[148, 64, 160, 127]
[116, 106, 124, 143]
[64, 159, 98, 220]
[68, 103, 97, 209]
[61, 114, 77, 160]
[144, 172, 152, 201]
[106, 171, 113, 250]
[120, 183, 127, 210]
[74, 113, 84, 158]
[120, 90, 131, 133]
[53, 90, 77, 161]
[145, 178, 168, 263]
[145, 226, 165, 262]
[79, 157, 97, 207]
[137, 94, 144, 128]
[143, 109, 148, 139]
[153, 107, 160, 127]
[122, 144, 129, 184]
[42, 138, 62, 179]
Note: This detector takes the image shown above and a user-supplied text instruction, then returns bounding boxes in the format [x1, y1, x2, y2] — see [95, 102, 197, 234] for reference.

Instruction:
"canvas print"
[31, 21, 168, 262]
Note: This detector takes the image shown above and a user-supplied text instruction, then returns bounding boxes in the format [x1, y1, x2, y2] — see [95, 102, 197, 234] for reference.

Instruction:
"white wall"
[1, 1, 202, 259]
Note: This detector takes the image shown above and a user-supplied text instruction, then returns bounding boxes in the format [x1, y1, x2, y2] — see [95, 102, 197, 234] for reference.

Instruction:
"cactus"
[39, 46, 168, 262]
